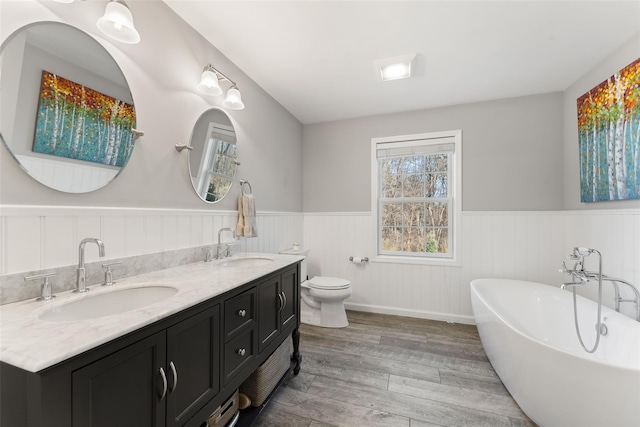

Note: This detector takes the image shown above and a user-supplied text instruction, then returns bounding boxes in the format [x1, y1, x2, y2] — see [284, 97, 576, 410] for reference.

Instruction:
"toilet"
[280, 247, 351, 328]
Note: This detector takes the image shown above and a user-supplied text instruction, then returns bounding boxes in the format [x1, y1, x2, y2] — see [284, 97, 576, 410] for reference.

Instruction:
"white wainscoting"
[2, 206, 637, 322]
[0, 205, 303, 275]
[304, 210, 640, 324]
[15, 155, 119, 193]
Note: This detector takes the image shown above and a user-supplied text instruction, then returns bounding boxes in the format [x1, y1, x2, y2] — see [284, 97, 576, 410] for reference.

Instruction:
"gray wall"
[563, 34, 640, 210]
[0, 1, 303, 212]
[303, 92, 564, 212]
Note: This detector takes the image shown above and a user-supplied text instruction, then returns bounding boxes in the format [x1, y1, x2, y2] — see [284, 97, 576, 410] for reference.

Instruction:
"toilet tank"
[279, 247, 309, 283]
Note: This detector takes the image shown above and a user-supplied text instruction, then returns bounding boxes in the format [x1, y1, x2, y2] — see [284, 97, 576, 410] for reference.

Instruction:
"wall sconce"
[97, 0, 141, 44]
[197, 64, 245, 110]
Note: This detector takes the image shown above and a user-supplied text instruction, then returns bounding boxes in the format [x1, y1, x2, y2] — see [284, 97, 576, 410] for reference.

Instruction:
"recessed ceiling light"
[374, 53, 417, 81]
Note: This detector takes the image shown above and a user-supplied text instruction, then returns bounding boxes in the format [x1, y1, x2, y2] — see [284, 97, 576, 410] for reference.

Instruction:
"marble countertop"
[0, 253, 302, 373]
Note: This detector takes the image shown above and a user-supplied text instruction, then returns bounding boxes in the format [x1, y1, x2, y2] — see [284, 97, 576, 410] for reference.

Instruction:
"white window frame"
[371, 130, 462, 266]
[194, 122, 237, 201]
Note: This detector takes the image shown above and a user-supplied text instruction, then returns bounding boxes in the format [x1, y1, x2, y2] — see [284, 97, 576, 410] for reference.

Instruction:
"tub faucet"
[75, 238, 105, 293]
[216, 228, 236, 259]
[560, 279, 587, 290]
[560, 260, 588, 289]
[560, 250, 639, 321]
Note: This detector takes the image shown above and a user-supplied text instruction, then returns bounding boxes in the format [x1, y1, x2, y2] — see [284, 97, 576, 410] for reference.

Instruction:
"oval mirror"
[0, 22, 137, 193]
[188, 108, 238, 203]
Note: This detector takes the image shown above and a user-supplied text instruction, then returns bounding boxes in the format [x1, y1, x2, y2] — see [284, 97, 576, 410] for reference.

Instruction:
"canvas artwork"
[577, 59, 640, 202]
[33, 70, 136, 167]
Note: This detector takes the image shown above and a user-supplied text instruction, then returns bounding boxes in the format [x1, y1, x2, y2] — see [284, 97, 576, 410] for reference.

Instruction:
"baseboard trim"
[344, 302, 475, 325]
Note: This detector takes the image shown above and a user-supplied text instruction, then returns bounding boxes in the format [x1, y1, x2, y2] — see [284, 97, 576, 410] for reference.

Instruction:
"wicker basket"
[240, 340, 290, 406]
[206, 390, 239, 427]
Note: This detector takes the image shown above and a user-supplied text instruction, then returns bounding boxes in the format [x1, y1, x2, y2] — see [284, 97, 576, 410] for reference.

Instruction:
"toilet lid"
[307, 276, 351, 290]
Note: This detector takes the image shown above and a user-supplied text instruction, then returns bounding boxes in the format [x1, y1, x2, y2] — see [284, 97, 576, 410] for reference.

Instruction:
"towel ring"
[239, 179, 252, 195]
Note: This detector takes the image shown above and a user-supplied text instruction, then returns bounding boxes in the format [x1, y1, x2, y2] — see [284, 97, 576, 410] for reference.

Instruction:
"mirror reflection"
[188, 108, 238, 203]
[0, 22, 137, 193]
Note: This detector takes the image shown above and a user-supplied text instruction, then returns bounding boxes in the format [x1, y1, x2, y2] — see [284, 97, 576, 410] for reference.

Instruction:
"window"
[371, 130, 462, 265]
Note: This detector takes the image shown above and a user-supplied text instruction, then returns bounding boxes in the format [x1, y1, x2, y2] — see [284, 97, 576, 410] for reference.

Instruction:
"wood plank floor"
[253, 311, 536, 427]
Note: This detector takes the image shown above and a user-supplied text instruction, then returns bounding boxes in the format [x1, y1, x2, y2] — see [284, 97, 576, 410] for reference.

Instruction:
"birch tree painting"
[577, 59, 640, 202]
[33, 71, 136, 167]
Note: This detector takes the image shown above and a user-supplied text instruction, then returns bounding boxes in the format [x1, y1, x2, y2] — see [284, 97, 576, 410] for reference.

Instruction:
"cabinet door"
[72, 331, 166, 427]
[280, 267, 298, 330]
[166, 305, 220, 427]
[257, 275, 281, 353]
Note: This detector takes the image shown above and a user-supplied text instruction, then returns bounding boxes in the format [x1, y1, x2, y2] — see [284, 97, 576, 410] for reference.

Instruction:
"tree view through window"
[380, 153, 450, 254]
[374, 131, 460, 261]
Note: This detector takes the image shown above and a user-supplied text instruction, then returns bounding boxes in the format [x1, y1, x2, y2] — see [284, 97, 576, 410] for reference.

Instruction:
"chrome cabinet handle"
[277, 293, 284, 312]
[281, 292, 287, 310]
[159, 367, 167, 400]
[169, 361, 178, 392]
[237, 348, 246, 356]
[237, 309, 246, 317]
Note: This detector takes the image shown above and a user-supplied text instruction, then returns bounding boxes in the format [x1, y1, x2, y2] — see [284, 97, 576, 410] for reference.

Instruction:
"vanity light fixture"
[223, 84, 244, 110]
[197, 64, 245, 110]
[197, 65, 222, 96]
[374, 53, 417, 81]
[97, 0, 141, 45]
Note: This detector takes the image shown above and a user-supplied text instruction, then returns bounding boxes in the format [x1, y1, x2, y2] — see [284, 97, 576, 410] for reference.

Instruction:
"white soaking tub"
[470, 278, 640, 427]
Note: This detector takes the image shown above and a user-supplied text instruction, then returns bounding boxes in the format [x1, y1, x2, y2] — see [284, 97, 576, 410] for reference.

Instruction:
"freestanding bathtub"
[470, 278, 640, 427]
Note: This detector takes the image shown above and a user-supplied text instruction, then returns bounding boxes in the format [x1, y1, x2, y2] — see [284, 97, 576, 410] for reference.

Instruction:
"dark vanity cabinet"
[0, 262, 300, 427]
[258, 267, 299, 353]
[165, 306, 220, 427]
[222, 288, 256, 385]
[68, 305, 220, 427]
[72, 331, 167, 427]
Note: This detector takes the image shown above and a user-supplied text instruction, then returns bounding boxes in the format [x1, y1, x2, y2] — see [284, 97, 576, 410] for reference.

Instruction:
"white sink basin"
[221, 256, 274, 268]
[39, 286, 178, 322]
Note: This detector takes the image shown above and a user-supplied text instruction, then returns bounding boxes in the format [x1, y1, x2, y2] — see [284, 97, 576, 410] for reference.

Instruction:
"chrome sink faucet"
[216, 228, 236, 259]
[75, 238, 105, 293]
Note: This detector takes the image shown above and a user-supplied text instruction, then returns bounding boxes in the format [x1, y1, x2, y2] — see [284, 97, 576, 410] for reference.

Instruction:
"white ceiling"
[165, 1, 640, 125]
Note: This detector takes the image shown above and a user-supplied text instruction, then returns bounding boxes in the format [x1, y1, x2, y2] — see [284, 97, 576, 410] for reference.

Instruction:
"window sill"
[371, 255, 462, 267]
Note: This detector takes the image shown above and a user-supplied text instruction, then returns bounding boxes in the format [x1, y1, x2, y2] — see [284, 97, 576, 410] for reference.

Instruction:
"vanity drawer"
[223, 329, 255, 384]
[224, 288, 255, 340]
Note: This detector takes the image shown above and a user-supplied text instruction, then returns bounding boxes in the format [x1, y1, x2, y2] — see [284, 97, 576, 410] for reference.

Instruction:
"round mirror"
[0, 22, 137, 193]
[188, 108, 238, 203]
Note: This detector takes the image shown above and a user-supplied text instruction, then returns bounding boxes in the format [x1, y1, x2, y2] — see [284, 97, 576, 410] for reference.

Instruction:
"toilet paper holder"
[349, 256, 369, 263]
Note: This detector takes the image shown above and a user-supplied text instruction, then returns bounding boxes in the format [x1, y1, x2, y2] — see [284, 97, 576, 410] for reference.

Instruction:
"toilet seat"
[306, 276, 351, 290]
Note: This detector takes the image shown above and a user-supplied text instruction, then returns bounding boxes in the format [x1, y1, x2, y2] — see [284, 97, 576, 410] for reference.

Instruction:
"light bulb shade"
[223, 87, 245, 110]
[197, 69, 223, 96]
[97, 1, 141, 44]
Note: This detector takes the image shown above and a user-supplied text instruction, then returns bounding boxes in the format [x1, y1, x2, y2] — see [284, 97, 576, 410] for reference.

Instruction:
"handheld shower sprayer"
[562, 246, 604, 353]
[572, 247, 594, 258]
[562, 247, 589, 276]
[568, 252, 581, 261]
[564, 247, 595, 275]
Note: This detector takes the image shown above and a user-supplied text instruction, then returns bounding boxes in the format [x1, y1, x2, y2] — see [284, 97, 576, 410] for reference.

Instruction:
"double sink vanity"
[0, 16, 299, 427]
[0, 252, 302, 427]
